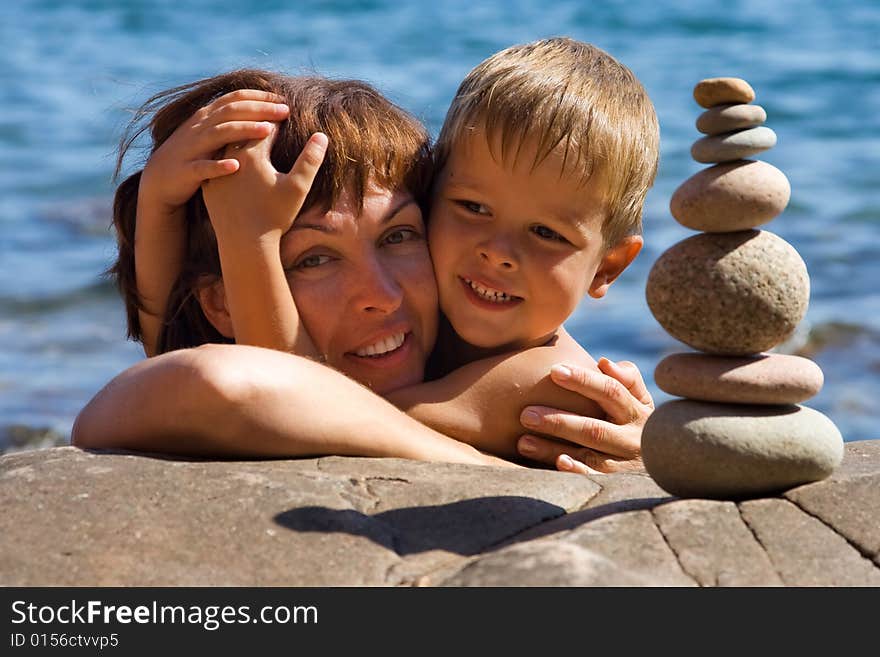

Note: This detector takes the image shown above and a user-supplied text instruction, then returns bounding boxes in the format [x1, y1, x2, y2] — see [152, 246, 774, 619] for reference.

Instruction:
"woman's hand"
[516, 357, 654, 474]
[139, 89, 290, 215]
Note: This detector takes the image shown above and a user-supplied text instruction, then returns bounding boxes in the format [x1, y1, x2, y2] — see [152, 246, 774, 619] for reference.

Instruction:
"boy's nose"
[478, 238, 518, 271]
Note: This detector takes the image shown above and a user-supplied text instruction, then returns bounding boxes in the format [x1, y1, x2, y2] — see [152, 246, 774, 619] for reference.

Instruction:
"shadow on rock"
[274, 496, 566, 556]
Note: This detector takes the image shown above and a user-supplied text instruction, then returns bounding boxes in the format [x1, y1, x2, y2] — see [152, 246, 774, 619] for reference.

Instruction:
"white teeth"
[355, 332, 405, 357]
[464, 278, 514, 303]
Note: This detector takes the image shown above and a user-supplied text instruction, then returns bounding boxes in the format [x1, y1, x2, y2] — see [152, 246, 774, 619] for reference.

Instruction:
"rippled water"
[2, 0, 878, 449]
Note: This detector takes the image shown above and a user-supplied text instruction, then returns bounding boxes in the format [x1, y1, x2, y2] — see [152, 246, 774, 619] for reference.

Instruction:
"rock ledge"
[2, 442, 878, 586]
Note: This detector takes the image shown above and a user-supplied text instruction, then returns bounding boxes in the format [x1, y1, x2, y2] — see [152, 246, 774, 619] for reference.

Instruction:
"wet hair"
[435, 37, 659, 247]
[110, 69, 433, 353]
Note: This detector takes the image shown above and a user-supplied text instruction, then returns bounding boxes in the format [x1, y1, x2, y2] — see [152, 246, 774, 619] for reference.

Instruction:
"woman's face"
[280, 184, 438, 395]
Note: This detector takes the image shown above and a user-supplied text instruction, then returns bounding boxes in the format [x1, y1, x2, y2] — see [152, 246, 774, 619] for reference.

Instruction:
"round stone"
[646, 230, 809, 355]
[696, 103, 767, 135]
[670, 160, 791, 232]
[693, 78, 756, 108]
[642, 400, 844, 499]
[654, 352, 824, 404]
[691, 126, 777, 164]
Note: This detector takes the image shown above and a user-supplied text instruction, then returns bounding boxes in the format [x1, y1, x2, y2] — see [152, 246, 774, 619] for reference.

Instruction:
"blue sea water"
[2, 0, 878, 448]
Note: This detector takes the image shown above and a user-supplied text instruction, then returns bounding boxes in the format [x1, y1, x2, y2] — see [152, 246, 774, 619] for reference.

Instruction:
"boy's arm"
[132, 90, 290, 356]
[200, 130, 327, 357]
[386, 331, 602, 460]
[387, 331, 652, 471]
[72, 344, 514, 468]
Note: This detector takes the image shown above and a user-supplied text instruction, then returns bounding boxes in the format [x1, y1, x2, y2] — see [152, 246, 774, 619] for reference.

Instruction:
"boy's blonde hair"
[435, 37, 659, 247]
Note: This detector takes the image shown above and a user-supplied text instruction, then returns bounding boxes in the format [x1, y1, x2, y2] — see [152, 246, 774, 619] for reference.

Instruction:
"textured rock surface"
[2, 442, 878, 586]
[669, 160, 790, 232]
[642, 400, 844, 499]
[654, 352, 824, 404]
[696, 103, 766, 135]
[693, 77, 756, 108]
[646, 230, 809, 355]
[691, 126, 777, 163]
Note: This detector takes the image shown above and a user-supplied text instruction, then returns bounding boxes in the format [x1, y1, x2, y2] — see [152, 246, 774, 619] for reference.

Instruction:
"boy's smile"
[428, 127, 633, 353]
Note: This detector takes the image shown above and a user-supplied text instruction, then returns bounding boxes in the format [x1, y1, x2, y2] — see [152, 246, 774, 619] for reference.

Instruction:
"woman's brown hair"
[110, 69, 433, 353]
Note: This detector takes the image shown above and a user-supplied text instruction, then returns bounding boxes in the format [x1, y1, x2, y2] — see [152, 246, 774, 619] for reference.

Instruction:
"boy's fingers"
[517, 435, 607, 474]
[208, 100, 290, 124]
[557, 454, 602, 476]
[520, 407, 639, 458]
[205, 89, 288, 112]
[598, 357, 654, 407]
[201, 121, 275, 154]
[188, 158, 240, 182]
[283, 132, 328, 203]
[549, 363, 641, 424]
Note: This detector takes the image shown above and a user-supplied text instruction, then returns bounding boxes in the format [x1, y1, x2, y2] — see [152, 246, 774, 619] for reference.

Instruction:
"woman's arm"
[72, 344, 513, 468]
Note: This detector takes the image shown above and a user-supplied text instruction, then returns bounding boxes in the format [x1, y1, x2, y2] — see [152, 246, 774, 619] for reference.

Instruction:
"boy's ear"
[196, 278, 236, 339]
[588, 235, 643, 299]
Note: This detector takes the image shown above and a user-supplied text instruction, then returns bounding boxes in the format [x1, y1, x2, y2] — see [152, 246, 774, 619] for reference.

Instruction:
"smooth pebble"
[696, 103, 767, 135]
[694, 77, 756, 108]
[642, 400, 844, 499]
[670, 160, 790, 232]
[691, 126, 777, 164]
[654, 352, 824, 404]
[646, 230, 809, 355]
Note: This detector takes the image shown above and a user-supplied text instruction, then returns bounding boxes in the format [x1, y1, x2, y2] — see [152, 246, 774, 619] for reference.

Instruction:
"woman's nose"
[478, 236, 518, 271]
[354, 260, 404, 313]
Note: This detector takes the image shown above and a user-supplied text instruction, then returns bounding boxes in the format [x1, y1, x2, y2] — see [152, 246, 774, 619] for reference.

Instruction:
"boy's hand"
[516, 358, 654, 474]
[140, 89, 290, 214]
[201, 126, 328, 242]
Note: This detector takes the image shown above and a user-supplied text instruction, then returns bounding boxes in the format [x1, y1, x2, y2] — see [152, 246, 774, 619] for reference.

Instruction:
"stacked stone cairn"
[641, 77, 844, 500]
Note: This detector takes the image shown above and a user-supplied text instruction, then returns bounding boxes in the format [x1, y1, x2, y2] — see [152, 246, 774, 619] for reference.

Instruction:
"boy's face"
[428, 128, 637, 351]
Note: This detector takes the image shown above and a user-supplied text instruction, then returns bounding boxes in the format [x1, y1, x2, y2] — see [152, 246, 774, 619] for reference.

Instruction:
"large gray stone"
[646, 230, 810, 355]
[696, 103, 767, 135]
[691, 127, 777, 164]
[694, 77, 756, 108]
[669, 160, 790, 232]
[654, 352, 824, 404]
[641, 400, 844, 499]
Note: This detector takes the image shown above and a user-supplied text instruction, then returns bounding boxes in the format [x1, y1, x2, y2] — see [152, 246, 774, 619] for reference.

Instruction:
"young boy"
[130, 38, 659, 470]
[383, 37, 660, 461]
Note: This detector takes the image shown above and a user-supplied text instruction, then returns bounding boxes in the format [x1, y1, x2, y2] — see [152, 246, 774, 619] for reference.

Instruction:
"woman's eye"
[458, 200, 490, 215]
[294, 254, 331, 269]
[532, 225, 568, 243]
[383, 228, 419, 245]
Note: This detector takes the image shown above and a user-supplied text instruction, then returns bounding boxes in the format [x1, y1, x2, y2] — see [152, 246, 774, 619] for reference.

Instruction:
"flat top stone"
[694, 77, 756, 108]
[697, 103, 767, 135]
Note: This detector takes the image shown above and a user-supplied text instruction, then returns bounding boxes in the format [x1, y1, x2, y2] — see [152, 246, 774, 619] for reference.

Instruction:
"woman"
[73, 70, 645, 472]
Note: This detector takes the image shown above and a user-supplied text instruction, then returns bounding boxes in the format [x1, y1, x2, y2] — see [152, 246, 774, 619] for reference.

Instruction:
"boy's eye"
[383, 228, 419, 245]
[531, 225, 568, 243]
[457, 200, 490, 215]
[293, 254, 332, 269]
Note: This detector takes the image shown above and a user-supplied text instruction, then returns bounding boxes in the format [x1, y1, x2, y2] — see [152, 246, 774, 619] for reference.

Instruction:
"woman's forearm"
[72, 344, 509, 467]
